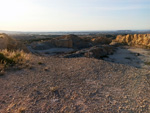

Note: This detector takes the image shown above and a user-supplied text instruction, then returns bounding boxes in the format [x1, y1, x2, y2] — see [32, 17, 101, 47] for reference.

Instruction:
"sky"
[0, 0, 150, 31]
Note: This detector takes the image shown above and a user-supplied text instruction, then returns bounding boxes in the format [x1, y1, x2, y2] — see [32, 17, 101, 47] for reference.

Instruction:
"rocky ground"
[1, 54, 150, 112]
[1, 33, 150, 112]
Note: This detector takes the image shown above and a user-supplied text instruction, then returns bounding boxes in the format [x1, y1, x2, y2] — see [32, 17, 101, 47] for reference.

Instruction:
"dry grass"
[0, 49, 30, 72]
[17, 107, 26, 113]
[38, 62, 43, 65]
[50, 86, 59, 92]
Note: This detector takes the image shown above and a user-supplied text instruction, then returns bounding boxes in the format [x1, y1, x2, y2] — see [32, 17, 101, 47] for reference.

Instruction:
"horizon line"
[1, 29, 150, 33]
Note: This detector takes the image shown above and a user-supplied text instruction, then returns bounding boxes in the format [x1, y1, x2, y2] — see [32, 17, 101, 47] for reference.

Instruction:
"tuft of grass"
[144, 62, 150, 65]
[0, 70, 5, 76]
[17, 107, 26, 113]
[38, 62, 43, 65]
[0, 53, 14, 64]
[44, 67, 49, 71]
[0, 49, 30, 72]
[50, 86, 59, 92]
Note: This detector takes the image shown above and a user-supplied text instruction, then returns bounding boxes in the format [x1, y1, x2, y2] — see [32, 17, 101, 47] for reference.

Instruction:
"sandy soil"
[1, 54, 150, 112]
[104, 46, 150, 69]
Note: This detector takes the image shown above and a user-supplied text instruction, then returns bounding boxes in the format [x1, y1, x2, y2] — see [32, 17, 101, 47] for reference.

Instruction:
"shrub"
[0, 49, 30, 71]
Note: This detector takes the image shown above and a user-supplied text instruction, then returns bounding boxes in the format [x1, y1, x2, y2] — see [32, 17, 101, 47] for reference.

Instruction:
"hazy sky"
[0, 0, 150, 31]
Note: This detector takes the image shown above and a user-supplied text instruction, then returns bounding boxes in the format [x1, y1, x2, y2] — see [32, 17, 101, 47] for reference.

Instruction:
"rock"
[30, 35, 113, 51]
[115, 34, 150, 48]
[58, 35, 112, 49]
[54, 39, 73, 48]
[54, 35, 91, 49]
[135, 53, 140, 56]
[63, 45, 114, 59]
[0, 33, 29, 52]
[102, 45, 114, 54]
[85, 45, 114, 59]
[85, 47, 105, 58]
[91, 37, 112, 45]
[109, 41, 123, 47]
[31, 42, 55, 50]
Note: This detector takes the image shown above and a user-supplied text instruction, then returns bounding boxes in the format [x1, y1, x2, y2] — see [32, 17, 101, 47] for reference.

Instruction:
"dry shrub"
[17, 107, 26, 113]
[0, 49, 30, 71]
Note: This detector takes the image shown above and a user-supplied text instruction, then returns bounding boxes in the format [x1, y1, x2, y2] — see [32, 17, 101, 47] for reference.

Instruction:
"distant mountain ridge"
[0, 30, 150, 35]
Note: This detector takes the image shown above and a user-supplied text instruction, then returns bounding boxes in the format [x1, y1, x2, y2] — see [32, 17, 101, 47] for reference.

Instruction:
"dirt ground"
[104, 46, 150, 69]
[1, 47, 150, 112]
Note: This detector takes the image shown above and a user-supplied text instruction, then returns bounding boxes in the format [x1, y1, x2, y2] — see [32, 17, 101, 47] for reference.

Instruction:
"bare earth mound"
[0, 33, 29, 52]
[0, 56, 150, 112]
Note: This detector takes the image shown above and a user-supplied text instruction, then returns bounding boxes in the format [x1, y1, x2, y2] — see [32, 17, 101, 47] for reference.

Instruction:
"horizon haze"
[0, 0, 150, 31]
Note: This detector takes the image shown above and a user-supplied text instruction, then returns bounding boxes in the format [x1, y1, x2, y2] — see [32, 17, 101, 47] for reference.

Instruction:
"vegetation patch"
[0, 49, 30, 72]
[144, 62, 150, 65]
[50, 86, 59, 92]
[38, 62, 43, 65]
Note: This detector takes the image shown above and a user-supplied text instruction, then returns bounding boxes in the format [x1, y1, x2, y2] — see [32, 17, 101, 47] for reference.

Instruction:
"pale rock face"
[54, 35, 91, 49]
[115, 34, 150, 48]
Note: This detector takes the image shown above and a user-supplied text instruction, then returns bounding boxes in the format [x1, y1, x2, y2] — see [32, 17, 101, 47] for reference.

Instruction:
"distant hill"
[0, 30, 150, 35]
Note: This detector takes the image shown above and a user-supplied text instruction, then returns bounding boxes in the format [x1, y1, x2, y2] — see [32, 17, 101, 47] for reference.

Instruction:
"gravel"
[0, 56, 150, 112]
